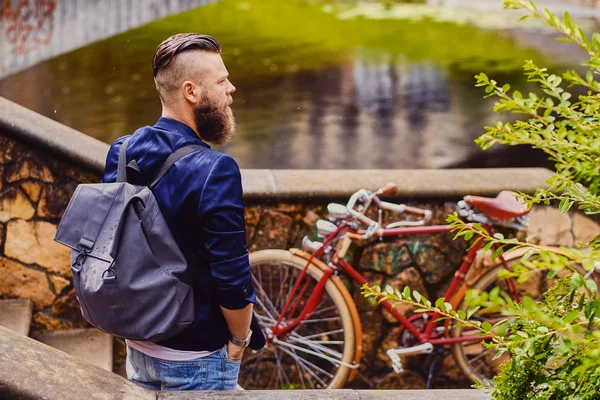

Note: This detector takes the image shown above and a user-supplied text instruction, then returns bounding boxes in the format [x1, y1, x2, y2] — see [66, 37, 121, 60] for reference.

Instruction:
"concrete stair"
[0, 298, 33, 336]
[0, 299, 114, 372]
[32, 328, 114, 371]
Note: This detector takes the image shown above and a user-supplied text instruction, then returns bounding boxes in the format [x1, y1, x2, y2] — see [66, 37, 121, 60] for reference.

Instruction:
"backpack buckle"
[72, 249, 89, 268]
[102, 261, 117, 281]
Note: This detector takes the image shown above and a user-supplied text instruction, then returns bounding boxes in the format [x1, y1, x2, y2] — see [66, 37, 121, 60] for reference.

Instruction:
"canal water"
[0, 0, 593, 169]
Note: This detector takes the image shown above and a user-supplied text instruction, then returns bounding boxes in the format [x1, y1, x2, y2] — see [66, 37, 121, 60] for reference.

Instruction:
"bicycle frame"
[268, 222, 520, 346]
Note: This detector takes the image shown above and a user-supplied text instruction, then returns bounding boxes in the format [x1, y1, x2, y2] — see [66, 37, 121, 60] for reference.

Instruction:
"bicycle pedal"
[387, 343, 434, 374]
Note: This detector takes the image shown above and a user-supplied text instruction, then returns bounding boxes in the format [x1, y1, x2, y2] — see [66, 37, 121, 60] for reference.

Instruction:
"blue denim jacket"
[102, 117, 260, 351]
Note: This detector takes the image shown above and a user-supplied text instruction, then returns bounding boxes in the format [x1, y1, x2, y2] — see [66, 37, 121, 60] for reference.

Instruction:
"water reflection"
[0, 0, 561, 169]
[223, 55, 507, 169]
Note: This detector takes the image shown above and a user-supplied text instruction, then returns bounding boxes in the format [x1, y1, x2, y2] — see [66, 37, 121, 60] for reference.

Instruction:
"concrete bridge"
[2, 0, 600, 81]
[0, 0, 214, 80]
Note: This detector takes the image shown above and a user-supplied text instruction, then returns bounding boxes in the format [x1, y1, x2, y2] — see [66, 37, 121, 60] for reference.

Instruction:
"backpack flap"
[55, 182, 142, 262]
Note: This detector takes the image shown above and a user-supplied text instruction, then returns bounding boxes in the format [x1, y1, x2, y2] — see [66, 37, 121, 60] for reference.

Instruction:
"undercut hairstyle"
[152, 33, 221, 103]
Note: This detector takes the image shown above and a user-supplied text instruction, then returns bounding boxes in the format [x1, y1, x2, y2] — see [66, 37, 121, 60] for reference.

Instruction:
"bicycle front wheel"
[241, 249, 356, 389]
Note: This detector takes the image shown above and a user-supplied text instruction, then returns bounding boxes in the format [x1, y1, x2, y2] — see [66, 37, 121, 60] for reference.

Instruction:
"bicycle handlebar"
[344, 183, 432, 238]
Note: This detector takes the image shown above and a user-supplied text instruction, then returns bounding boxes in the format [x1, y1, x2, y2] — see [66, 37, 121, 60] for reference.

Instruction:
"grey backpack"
[55, 138, 203, 342]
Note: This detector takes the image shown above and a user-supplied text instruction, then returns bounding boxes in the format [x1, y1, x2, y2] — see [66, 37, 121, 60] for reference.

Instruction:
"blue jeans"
[126, 345, 240, 391]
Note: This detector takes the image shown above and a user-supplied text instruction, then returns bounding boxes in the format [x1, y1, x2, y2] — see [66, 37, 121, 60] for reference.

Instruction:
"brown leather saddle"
[463, 191, 530, 221]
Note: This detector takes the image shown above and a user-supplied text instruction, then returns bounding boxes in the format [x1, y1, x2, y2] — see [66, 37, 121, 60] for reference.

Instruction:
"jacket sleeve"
[198, 153, 256, 310]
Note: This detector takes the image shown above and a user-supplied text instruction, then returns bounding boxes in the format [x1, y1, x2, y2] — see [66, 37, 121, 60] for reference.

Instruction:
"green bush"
[364, 1, 600, 398]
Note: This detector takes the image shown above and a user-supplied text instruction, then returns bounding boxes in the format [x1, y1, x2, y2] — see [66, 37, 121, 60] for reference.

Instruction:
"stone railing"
[0, 325, 490, 400]
[1, 96, 598, 389]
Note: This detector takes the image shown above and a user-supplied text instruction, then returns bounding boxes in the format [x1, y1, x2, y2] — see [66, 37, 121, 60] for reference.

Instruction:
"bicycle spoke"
[286, 266, 297, 308]
[307, 305, 338, 318]
[244, 255, 352, 389]
[269, 266, 274, 311]
[287, 335, 344, 360]
[468, 347, 493, 365]
[242, 348, 267, 388]
[288, 346, 307, 388]
[276, 267, 291, 311]
[302, 316, 341, 324]
[274, 347, 291, 388]
[253, 274, 280, 320]
[291, 340, 344, 345]
[256, 262, 263, 288]
[282, 346, 335, 379]
[276, 264, 285, 310]
[267, 360, 277, 388]
[301, 328, 345, 340]
[276, 338, 345, 367]
[254, 313, 277, 324]
[254, 295, 278, 323]
[278, 345, 331, 387]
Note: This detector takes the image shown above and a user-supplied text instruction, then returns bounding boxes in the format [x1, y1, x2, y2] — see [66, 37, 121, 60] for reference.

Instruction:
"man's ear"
[182, 81, 201, 105]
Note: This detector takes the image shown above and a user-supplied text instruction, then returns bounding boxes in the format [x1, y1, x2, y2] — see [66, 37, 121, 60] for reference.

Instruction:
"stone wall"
[0, 134, 97, 331]
[1, 96, 599, 389]
[2, 129, 599, 389]
[244, 198, 600, 389]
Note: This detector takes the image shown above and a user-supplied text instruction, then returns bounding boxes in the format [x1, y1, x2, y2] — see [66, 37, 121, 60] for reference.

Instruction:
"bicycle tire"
[241, 249, 356, 389]
[451, 258, 599, 384]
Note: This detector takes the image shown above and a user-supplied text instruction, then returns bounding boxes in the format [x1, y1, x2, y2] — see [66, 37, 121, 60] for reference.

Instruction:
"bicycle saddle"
[464, 191, 530, 221]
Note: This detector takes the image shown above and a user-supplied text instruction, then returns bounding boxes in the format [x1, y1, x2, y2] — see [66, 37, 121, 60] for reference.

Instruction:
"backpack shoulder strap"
[116, 137, 131, 183]
[150, 145, 206, 189]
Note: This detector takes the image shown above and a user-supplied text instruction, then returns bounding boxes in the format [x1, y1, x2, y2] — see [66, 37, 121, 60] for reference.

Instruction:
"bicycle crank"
[387, 342, 434, 373]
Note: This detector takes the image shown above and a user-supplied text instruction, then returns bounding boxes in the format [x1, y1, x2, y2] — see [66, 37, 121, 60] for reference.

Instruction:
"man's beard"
[193, 100, 236, 146]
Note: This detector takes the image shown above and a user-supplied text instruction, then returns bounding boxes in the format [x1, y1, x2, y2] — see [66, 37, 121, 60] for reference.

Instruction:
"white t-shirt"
[126, 339, 217, 361]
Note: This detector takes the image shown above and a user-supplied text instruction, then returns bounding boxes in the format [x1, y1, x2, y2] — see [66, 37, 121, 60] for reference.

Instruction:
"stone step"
[32, 328, 113, 371]
[0, 298, 33, 336]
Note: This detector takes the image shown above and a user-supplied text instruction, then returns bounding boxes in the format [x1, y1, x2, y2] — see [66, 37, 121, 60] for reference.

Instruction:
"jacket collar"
[154, 117, 211, 149]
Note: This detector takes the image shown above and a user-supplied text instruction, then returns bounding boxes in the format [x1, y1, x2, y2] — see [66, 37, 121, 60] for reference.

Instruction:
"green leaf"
[593, 32, 600, 52]
[571, 273, 584, 289]
[492, 347, 507, 361]
[517, 331, 529, 338]
[493, 233, 505, 240]
[586, 279, 598, 294]
[467, 307, 480, 320]
[435, 297, 446, 309]
[412, 290, 421, 303]
[563, 12, 574, 33]
[492, 246, 503, 260]
[522, 249, 535, 259]
[481, 321, 492, 331]
[559, 198, 574, 212]
[522, 296, 534, 311]
[586, 70, 594, 82]
[403, 286, 411, 300]
[564, 310, 579, 324]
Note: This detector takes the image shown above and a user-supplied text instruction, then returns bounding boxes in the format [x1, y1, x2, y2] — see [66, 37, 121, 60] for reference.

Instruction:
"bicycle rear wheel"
[451, 259, 599, 384]
[241, 249, 356, 389]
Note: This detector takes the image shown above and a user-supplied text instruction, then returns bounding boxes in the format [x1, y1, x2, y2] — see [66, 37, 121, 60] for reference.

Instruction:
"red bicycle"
[240, 183, 593, 389]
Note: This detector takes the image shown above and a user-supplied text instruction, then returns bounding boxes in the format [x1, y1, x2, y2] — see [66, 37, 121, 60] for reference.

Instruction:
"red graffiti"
[0, 0, 57, 54]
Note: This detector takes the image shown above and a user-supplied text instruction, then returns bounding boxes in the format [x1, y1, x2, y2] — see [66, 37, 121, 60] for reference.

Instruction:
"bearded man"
[102, 33, 264, 391]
